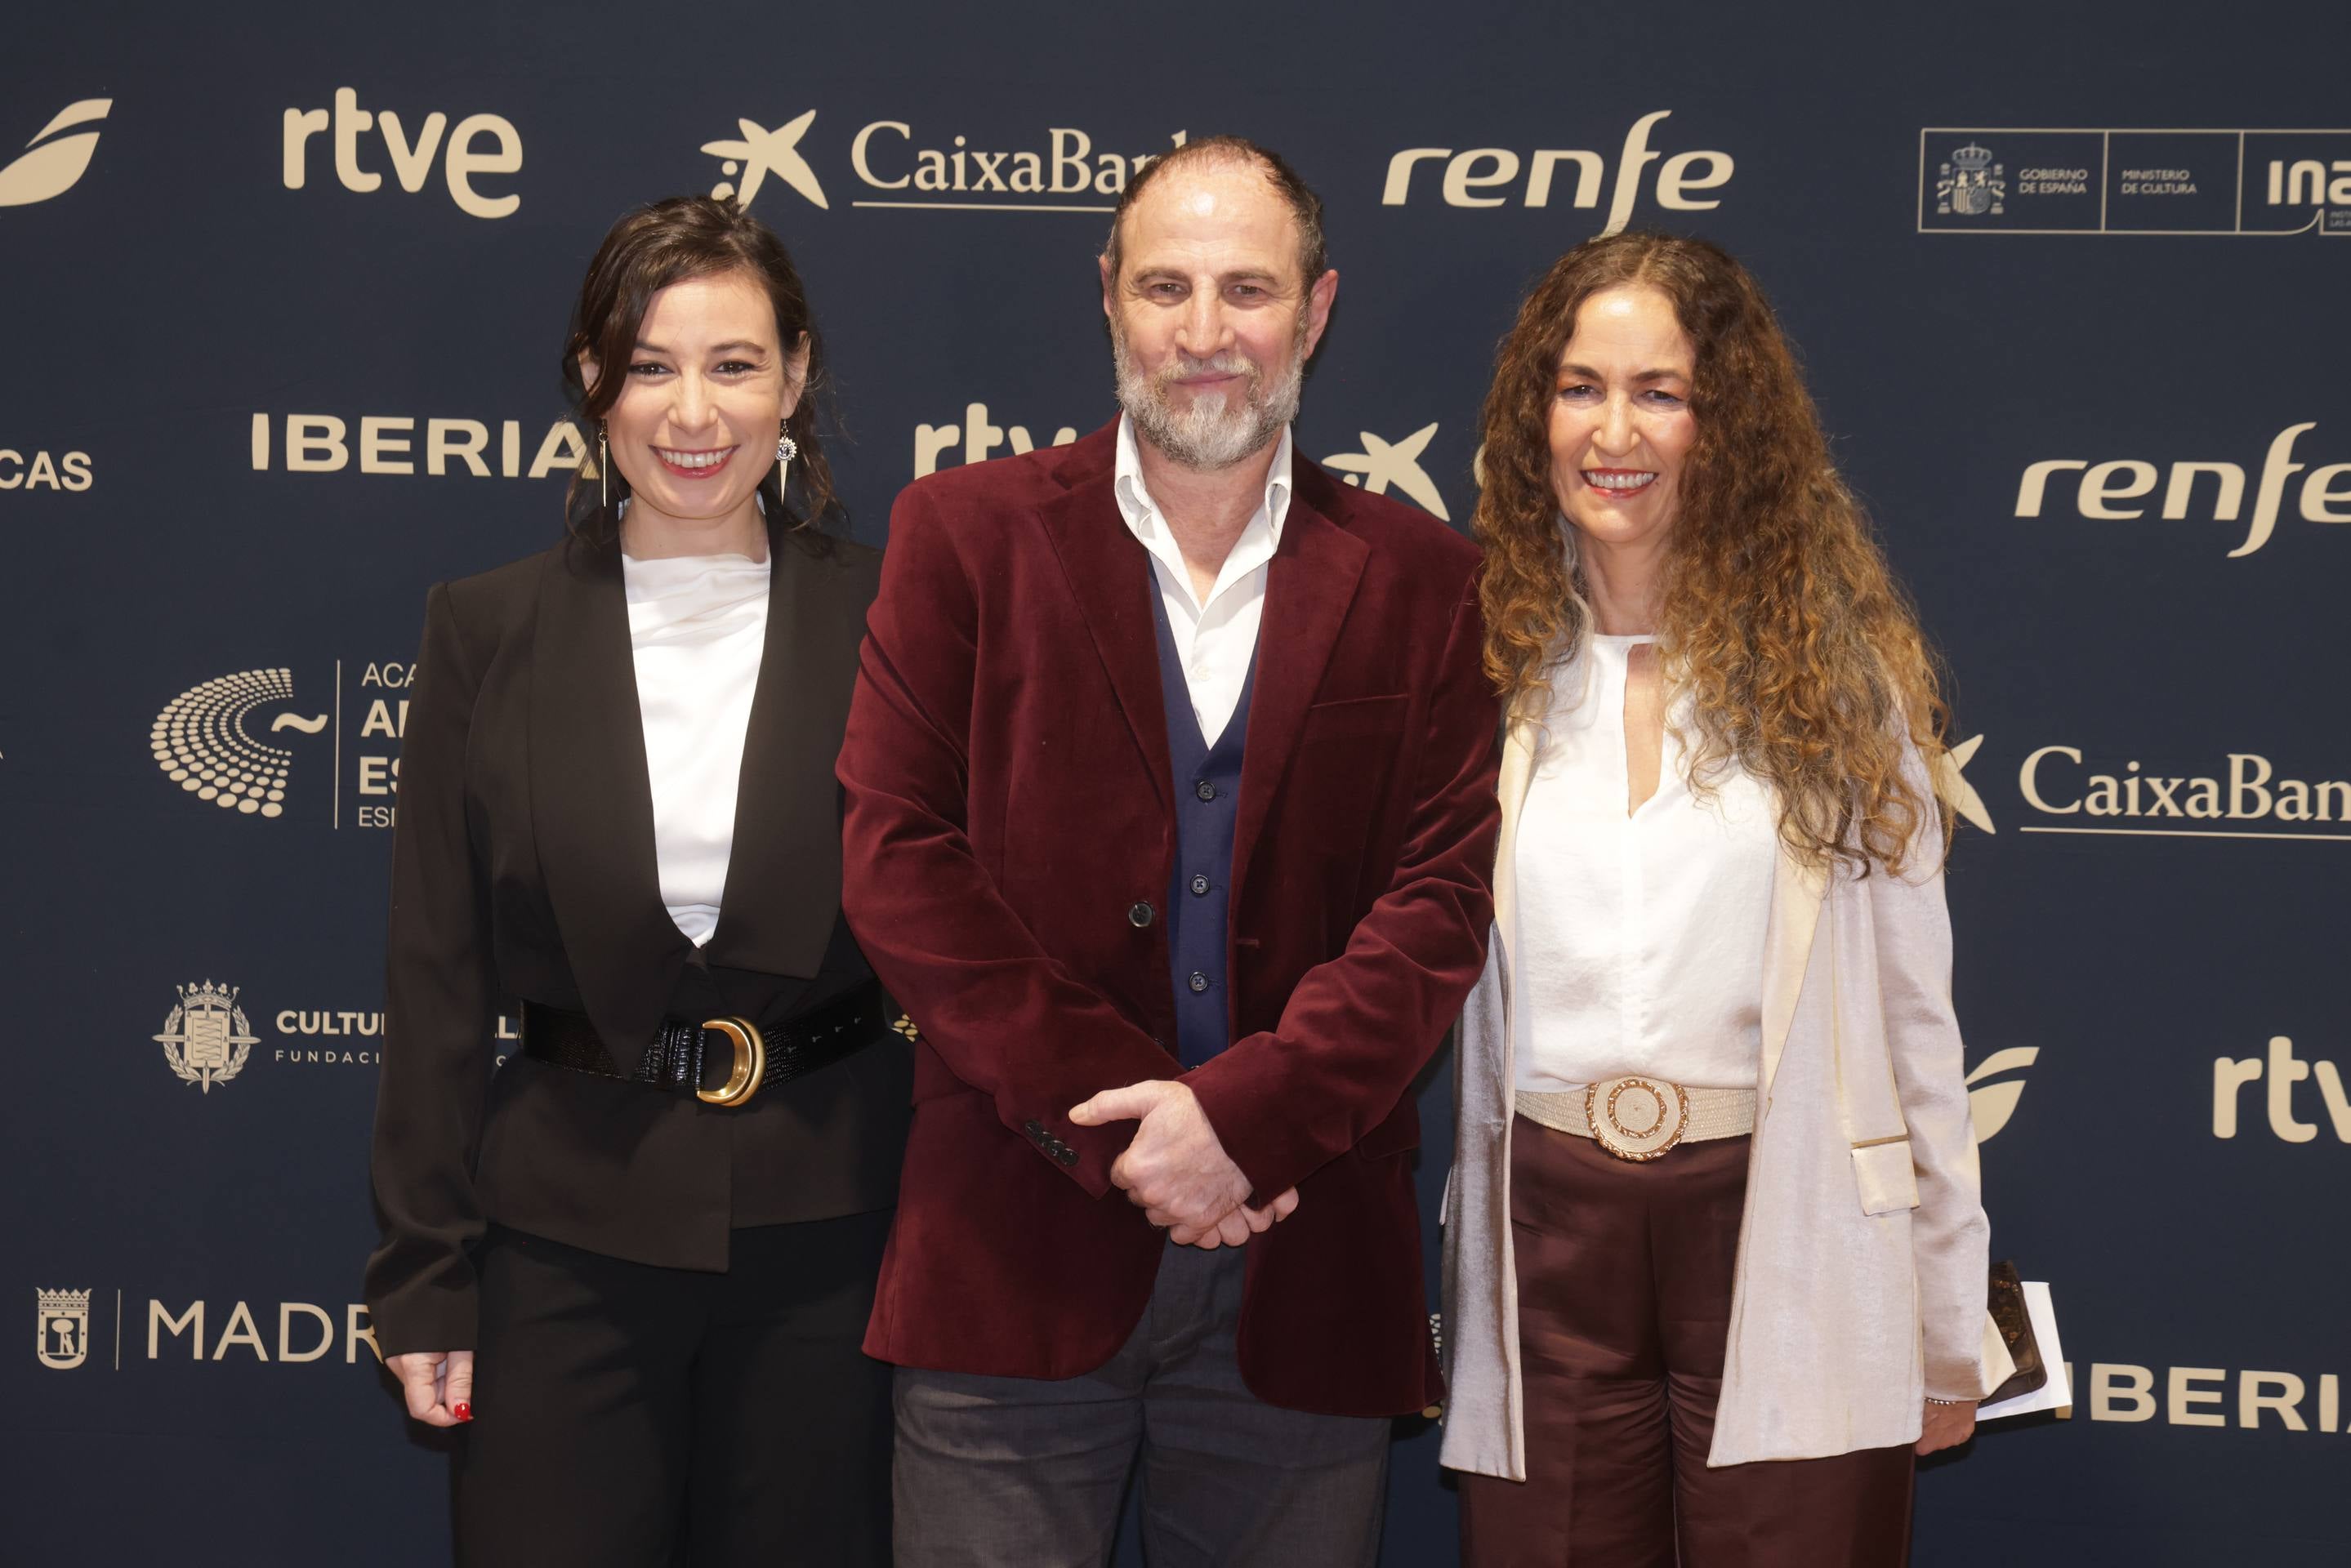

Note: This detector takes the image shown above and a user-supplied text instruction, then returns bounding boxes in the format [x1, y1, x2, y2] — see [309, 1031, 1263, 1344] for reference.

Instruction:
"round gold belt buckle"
[1584, 1076, 1690, 1160]
[697, 1017, 766, 1107]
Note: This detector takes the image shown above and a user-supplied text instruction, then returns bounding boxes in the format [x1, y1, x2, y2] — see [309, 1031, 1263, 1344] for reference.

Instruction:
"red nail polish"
[453, 1401, 473, 1422]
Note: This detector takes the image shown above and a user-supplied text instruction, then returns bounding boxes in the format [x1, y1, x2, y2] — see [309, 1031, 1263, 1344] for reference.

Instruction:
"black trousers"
[456, 1208, 895, 1567]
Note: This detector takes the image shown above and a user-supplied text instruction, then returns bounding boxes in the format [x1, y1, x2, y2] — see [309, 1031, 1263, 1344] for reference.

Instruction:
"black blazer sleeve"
[364, 581, 497, 1356]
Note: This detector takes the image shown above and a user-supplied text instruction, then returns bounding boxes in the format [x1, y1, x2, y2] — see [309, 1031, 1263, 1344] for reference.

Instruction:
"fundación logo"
[154, 981, 259, 1094]
[2015, 422, 2348, 558]
[38, 1288, 91, 1370]
[282, 87, 523, 219]
[702, 109, 1188, 214]
[1381, 110, 1735, 236]
[153, 661, 414, 830]
[0, 99, 109, 207]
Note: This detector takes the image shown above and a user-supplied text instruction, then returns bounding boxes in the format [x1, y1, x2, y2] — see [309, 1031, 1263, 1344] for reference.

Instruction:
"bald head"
[1102, 136, 1327, 294]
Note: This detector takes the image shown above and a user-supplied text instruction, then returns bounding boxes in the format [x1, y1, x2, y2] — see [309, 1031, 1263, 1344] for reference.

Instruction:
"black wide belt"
[520, 981, 889, 1107]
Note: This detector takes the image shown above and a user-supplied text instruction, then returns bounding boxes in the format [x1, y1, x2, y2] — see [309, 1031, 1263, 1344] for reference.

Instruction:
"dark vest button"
[1189, 873, 1211, 897]
[1194, 779, 1217, 802]
[1128, 902, 1155, 928]
[1188, 972, 1210, 993]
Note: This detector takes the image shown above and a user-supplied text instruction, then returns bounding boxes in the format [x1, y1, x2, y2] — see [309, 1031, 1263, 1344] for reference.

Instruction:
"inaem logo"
[1965, 1047, 2038, 1143]
[703, 112, 827, 210]
[0, 99, 110, 207]
[154, 982, 258, 1094]
[152, 669, 326, 818]
[37, 1288, 91, 1370]
[1934, 733, 1996, 833]
[1324, 423, 1451, 522]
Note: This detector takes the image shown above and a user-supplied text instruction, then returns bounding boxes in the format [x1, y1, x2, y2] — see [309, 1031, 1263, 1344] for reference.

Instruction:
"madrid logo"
[0, 99, 109, 207]
[154, 981, 259, 1094]
[37, 1288, 91, 1370]
[703, 111, 827, 210]
[152, 669, 326, 819]
[1324, 423, 1451, 522]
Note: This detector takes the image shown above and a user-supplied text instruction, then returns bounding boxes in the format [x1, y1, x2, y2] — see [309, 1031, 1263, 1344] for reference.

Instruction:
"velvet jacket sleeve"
[1182, 571, 1501, 1202]
[836, 484, 1179, 1196]
[363, 582, 498, 1356]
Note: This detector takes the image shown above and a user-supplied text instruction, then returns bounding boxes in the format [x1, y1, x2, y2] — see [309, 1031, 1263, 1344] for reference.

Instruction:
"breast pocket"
[1299, 693, 1410, 745]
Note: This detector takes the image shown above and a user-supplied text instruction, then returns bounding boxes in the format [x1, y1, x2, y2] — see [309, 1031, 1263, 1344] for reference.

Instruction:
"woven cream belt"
[1516, 1077, 1757, 1161]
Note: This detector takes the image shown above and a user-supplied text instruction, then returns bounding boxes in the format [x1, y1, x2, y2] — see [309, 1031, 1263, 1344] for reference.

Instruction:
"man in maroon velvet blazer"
[838, 136, 1500, 1566]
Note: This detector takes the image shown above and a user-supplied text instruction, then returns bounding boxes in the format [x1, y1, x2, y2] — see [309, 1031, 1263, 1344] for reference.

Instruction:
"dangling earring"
[776, 425, 798, 493]
[598, 423, 609, 509]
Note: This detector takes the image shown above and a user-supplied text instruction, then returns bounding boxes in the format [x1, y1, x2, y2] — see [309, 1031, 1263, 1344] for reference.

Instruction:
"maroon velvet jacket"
[837, 420, 1499, 1417]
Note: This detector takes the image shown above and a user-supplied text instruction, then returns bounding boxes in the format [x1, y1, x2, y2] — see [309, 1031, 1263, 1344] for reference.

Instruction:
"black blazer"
[364, 523, 911, 1357]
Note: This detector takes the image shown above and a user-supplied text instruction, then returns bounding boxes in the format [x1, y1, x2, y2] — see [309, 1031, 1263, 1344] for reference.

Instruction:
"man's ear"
[1301, 268, 1340, 361]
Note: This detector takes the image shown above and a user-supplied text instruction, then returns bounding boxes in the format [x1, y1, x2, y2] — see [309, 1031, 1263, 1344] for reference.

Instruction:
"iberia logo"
[0, 100, 111, 207]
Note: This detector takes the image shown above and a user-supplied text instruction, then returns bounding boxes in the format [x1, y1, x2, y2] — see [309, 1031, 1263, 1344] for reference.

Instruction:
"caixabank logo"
[698, 109, 1187, 216]
[151, 658, 414, 829]
[1938, 733, 2351, 844]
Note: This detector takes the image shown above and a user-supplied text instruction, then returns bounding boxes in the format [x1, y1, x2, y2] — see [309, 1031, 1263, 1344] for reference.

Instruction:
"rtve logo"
[2213, 1036, 2351, 1143]
[1381, 111, 1734, 235]
[2014, 421, 2349, 558]
[0, 99, 109, 207]
[282, 88, 523, 219]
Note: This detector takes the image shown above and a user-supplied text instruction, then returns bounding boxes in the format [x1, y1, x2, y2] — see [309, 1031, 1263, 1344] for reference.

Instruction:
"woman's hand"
[1915, 1397, 1976, 1455]
[388, 1349, 475, 1427]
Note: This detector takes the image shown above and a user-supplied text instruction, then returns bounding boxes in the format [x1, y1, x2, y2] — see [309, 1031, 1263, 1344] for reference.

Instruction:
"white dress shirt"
[1112, 412, 1292, 744]
[1513, 634, 1780, 1093]
[621, 550, 770, 947]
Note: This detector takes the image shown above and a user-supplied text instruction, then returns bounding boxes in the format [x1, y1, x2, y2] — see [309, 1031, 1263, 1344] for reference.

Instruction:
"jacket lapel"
[700, 535, 853, 979]
[1758, 845, 1830, 1106]
[1230, 475, 1369, 900]
[529, 537, 691, 1073]
[1035, 440, 1175, 816]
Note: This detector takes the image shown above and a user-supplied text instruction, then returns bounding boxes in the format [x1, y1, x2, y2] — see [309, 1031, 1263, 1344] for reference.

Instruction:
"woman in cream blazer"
[1439, 234, 2010, 1566]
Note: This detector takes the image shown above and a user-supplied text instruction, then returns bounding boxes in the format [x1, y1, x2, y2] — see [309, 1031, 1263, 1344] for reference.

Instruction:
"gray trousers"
[892, 1239, 1390, 1567]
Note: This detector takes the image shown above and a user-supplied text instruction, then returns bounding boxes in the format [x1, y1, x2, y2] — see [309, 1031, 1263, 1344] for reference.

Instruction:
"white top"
[621, 550, 770, 947]
[1513, 634, 1780, 1093]
[1113, 412, 1292, 744]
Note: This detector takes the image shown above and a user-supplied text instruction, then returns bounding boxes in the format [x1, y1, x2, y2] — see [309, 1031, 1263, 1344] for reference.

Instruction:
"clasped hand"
[1068, 1080, 1299, 1248]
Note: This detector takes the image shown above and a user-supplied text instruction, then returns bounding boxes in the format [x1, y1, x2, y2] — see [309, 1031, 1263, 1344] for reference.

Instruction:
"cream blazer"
[1439, 716, 2013, 1472]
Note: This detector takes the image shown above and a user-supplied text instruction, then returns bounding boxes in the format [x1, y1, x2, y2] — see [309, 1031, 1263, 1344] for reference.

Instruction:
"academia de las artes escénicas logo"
[0, 99, 109, 207]
[1934, 142, 2006, 217]
[154, 981, 259, 1094]
[152, 669, 327, 819]
[37, 1288, 91, 1370]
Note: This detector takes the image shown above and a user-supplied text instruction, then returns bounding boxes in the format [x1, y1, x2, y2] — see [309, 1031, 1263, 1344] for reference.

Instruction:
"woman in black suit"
[364, 196, 909, 1566]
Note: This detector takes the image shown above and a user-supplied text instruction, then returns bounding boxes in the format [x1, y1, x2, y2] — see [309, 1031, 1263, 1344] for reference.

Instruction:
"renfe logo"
[2014, 423, 2349, 557]
[283, 88, 523, 219]
[1381, 111, 1734, 236]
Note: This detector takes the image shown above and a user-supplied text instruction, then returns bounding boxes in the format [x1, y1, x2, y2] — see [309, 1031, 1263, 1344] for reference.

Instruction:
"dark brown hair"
[560, 196, 838, 544]
[1103, 135, 1327, 286]
[1475, 232, 1950, 875]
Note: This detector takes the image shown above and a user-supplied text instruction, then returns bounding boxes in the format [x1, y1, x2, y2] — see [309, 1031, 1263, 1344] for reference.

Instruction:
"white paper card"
[1979, 1281, 2070, 1420]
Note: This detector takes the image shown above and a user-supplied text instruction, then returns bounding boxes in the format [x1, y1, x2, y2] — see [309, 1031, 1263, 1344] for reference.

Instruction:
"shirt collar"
[1113, 412, 1293, 548]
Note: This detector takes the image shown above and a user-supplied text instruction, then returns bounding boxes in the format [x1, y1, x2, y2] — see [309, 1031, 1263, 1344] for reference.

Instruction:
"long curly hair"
[1474, 233, 1949, 875]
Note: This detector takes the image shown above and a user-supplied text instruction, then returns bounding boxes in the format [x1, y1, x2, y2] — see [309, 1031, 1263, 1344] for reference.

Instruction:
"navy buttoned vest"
[1148, 577, 1256, 1071]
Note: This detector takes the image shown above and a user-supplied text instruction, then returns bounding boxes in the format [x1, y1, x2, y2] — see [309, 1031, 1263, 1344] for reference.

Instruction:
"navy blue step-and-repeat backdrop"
[4, 2, 2345, 1563]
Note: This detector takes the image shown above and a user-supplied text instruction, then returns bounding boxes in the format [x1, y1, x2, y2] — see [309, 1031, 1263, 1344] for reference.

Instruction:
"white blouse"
[1513, 634, 1780, 1094]
[621, 550, 770, 947]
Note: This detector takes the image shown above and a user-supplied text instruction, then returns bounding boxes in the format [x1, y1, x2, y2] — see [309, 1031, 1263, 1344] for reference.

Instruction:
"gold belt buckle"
[1584, 1076, 1690, 1161]
[697, 1017, 766, 1107]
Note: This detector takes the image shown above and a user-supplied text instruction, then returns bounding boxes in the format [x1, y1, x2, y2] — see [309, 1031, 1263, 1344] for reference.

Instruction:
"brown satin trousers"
[1457, 1114, 1914, 1568]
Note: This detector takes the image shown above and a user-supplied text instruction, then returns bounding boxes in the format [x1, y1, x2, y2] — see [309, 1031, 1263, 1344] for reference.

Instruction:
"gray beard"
[1111, 315, 1306, 472]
